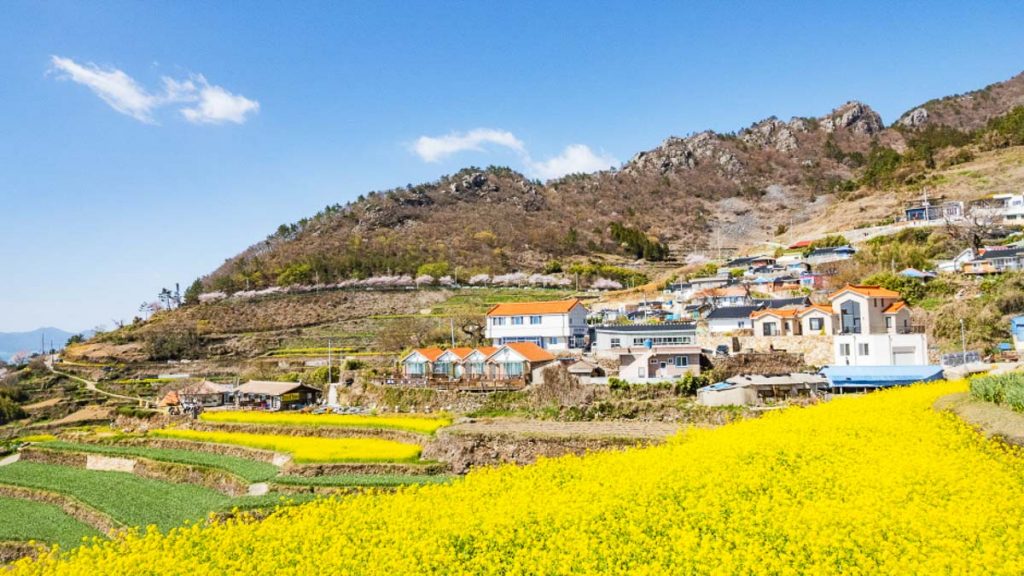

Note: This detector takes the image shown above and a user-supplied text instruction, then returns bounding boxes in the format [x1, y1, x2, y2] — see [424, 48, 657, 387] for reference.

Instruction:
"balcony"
[896, 325, 926, 334]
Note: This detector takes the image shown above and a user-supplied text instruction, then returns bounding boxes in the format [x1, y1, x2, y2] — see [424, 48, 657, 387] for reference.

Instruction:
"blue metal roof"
[820, 365, 944, 388]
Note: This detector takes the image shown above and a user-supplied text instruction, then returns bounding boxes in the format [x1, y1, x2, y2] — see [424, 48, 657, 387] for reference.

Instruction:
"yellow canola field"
[199, 410, 450, 434]
[15, 381, 1024, 575]
[150, 429, 421, 463]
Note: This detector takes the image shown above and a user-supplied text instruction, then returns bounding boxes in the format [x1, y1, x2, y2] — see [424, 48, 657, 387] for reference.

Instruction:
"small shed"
[234, 381, 321, 411]
[697, 373, 828, 406]
[178, 380, 235, 408]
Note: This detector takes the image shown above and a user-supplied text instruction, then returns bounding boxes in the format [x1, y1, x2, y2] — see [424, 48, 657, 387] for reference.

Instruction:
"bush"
[115, 406, 158, 419]
[970, 373, 1024, 411]
[609, 223, 669, 261]
[0, 397, 25, 425]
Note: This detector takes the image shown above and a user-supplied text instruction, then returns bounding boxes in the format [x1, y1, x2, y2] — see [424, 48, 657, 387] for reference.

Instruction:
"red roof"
[496, 342, 556, 363]
[796, 304, 834, 316]
[408, 346, 445, 362]
[751, 308, 798, 319]
[487, 298, 582, 317]
[829, 284, 901, 300]
[788, 240, 813, 249]
[883, 301, 907, 314]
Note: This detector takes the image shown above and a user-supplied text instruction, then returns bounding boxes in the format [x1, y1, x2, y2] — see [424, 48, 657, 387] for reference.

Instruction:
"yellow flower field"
[150, 429, 422, 463]
[198, 411, 451, 434]
[15, 381, 1024, 575]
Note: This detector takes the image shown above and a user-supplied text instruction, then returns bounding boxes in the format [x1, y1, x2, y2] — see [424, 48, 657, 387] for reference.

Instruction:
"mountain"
[183, 70, 1022, 295]
[0, 327, 82, 361]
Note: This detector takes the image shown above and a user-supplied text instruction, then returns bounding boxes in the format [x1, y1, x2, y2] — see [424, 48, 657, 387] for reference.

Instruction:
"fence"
[941, 351, 982, 367]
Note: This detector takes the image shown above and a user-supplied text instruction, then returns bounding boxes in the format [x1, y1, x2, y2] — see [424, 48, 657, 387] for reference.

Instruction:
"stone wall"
[699, 334, 834, 367]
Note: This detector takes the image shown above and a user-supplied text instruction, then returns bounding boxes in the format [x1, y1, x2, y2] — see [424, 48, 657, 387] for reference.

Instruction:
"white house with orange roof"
[398, 346, 444, 377]
[830, 285, 927, 366]
[751, 304, 836, 337]
[485, 298, 588, 350]
[398, 343, 556, 383]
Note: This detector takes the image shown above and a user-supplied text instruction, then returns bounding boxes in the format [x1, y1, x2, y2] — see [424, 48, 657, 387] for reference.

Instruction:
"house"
[593, 322, 697, 358]
[904, 198, 964, 222]
[697, 373, 828, 406]
[752, 296, 811, 309]
[688, 275, 731, 292]
[399, 346, 445, 377]
[963, 246, 1024, 275]
[484, 341, 556, 383]
[431, 347, 476, 378]
[805, 245, 856, 266]
[234, 381, 321, 411]
[751, 304, 835, 337]
[177, 380, 235, 407]
[460, 346, 497, 377]
[706, 304, 764, 334]
[799, 272, 828, 290]
[898, 268, 936, 281]
[616, 345, 702, 383]
[935, 248, 976, 274]
[694, 286, 751, 308]
[485, 298, 588, 350]
[830, 285, 928, 366]
[991, 193, 1024, 224]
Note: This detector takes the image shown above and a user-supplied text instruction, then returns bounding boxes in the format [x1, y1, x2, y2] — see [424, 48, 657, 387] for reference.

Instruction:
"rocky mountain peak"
[820, 101, 885, 135]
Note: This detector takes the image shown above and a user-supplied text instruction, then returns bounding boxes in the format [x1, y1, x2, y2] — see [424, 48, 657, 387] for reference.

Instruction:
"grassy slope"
[0, 497, 100, 549]
[0, 462, 229, 531]
[35, 441, 279, 483]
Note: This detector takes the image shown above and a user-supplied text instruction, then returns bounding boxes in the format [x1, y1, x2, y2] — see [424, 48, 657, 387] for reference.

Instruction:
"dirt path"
[448, 418, 682, 440]
[47, 363, 152, 407]
[935, 392, 1024, 445]
[0, 454, 19, 467]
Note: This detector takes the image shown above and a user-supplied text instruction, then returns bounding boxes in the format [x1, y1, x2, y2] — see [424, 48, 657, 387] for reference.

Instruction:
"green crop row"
[0, 496, 101, 550]
[970, 372, 1024, 411]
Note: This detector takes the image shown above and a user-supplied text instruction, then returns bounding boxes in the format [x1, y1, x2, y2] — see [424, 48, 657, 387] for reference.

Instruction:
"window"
[885, 316, 893, 329]
[858, 343, 870, 356]
[610, 337, 620, 348]
[529, 315, 542, 325]
[512, 316, 524, 325]
[839, 343, 851, 356]
[809, 317, 823, 331]
[493, 317, 505, 326]
[547, 337, 558, 345]
[763, 322, 778, 336]
[674, 356, 688, 367]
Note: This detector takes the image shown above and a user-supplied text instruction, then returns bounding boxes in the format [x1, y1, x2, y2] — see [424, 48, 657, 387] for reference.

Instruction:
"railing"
[370, 376, 528, 392]
[896, 325, 926, 334]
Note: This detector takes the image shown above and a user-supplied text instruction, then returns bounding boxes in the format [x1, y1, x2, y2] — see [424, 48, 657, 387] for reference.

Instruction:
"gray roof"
[978, 247, 1024, 261]
[706, 305, 765, 320]
[595, 322, 696, 333]
[752, 296, 810, 308]
[236, 380, 320, 396]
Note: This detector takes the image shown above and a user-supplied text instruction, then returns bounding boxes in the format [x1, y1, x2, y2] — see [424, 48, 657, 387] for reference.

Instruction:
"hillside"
[197, 69, 1024, 296]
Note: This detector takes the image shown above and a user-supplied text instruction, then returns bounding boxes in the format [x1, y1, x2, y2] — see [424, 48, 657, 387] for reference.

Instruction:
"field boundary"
[281, 461, 449, 477]
[0, 484, 119, 534]
[187, 421, 431, 444]
[935, 392, 1024, 446]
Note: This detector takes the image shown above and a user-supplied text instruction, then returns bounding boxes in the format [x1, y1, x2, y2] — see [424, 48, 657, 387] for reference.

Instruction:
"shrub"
[970, 373, 1024, 411]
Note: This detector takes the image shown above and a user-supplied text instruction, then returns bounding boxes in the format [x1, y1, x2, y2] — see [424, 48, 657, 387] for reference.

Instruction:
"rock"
[898, 107, 930, 128]
[821, 101, 884, 135]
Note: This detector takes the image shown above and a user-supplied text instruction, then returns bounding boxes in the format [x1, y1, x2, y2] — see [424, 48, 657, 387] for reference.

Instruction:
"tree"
[945, 203, 1003, 252]
[183, 278, 204, 305]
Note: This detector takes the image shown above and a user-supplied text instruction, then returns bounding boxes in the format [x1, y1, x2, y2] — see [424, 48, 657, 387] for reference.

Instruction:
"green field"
[216, 493, 321, 512]
[273, 473, 454, 488]
[0, 497, 101, 549]
[36, 441, 279, 482]
[0, 462, 229, 531]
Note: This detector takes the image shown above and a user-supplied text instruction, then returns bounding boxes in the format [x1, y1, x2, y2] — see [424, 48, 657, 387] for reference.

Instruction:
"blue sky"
[2, 1, 1023, 333]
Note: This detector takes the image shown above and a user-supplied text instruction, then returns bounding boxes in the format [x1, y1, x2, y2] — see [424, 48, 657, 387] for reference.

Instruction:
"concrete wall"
[833, 333, 929, 366]
[699, 334, 834, 367]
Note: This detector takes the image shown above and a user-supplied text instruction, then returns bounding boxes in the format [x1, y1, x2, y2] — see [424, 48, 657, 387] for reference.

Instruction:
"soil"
[936, 392, 1024, 445]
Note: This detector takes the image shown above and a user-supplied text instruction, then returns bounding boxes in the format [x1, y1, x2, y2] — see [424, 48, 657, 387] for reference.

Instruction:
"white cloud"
[411, 127, 618, 180]
[180, 78, 260, 124]
[50, 56, 159, 123]
[412, 129, 526, 162]
[49, 56, 259, 125]
[527, 144, 618, 180]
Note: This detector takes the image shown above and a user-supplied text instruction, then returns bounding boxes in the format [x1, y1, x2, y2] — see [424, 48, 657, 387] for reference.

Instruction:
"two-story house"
[830, 285, 927, 366]
[592, 322, 697, 359]
[485, 298, 588, 350]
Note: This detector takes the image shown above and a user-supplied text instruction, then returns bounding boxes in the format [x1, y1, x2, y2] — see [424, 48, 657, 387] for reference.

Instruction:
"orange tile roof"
[828, 284, 901, 300]
[751, 308, 798, 319]
[409, 346, 445, 362]
[487, 298, 582, 317]
[444, 347, 475, 359]
[797, 304, 834, 316]
[474, 346, 499, 357]
[883, 300, 907, 314]
[499, 342, 556, 363]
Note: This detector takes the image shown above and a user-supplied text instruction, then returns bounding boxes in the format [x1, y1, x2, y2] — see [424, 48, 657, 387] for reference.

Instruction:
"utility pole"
[327, 338, 333, 385]
[960, 318, 967, 362]
[449, 318, 456, 347]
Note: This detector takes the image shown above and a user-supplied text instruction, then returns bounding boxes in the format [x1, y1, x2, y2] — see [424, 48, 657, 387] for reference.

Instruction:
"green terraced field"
[273, 473, 454, 488]
[37, 441, 279, 482]
[0, 496, 101, 550]
[0, 462, 229, 531]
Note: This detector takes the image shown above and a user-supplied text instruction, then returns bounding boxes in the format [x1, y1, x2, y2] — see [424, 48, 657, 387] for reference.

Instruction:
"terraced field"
[273, 473, 453, 488]
[199, 411, 451, 434]
[0, 462, 229, 531]
[0, 497, 99, 550]
[151, 429, 423, 463]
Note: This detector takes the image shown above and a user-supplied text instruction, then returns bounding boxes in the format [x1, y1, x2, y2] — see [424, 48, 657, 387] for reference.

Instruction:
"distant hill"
[195, 69, 1024, 296]
[0, 327, 82, 361]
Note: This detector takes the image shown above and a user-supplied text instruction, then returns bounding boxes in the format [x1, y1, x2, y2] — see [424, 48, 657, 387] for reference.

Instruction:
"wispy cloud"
[49, 56, 259, 125]
[412, 129, 526, 163]
[411, 127, 617, 179]
[526, 144, 618, 180]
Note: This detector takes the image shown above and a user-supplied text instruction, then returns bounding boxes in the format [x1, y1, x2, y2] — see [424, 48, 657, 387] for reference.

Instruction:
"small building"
[1012, 316, 1024, 353]
[593, 322, 697, 357]
[805, 245, 856, 266]
[616, 345, 702, 383]
[830, 285, 927, 366]
[904, 199, 964, 222]
[399, 346, 445, 377]
[706, 305, 764, 334]
[935, 248, 976, 274]
[234, 381, 321, 411]
[484, 341, 557, 383]
[898, 268, 937, 281]
[751, 308, 800, 336]
[990, 193, 1024, 224]
[485, 298, 588, 350]
[697, 373, 828, 406]
[963, 247, 1024, 275]
[177, 380, 235, 407]
[694, 286, 751, 308]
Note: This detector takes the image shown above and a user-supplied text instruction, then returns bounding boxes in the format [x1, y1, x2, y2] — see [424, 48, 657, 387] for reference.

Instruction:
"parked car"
[715, 345, 730, 357]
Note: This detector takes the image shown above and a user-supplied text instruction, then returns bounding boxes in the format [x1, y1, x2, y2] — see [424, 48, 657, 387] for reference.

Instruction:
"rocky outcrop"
[626, 131, 743, 177]
[741, 117, 799, 152]
[897, 107, 930, 128]
[821, 101, 885, 135]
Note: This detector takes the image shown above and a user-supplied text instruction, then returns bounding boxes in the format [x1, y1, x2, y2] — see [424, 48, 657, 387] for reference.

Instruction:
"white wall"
[708, 317, 751, 334]
[833, 333, 929, 366]
[593, 328, 696, 351]
[485, 303, 588, 349]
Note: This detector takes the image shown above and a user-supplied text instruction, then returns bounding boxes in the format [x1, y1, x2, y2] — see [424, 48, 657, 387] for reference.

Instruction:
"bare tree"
[946, 202, 1002, 252]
